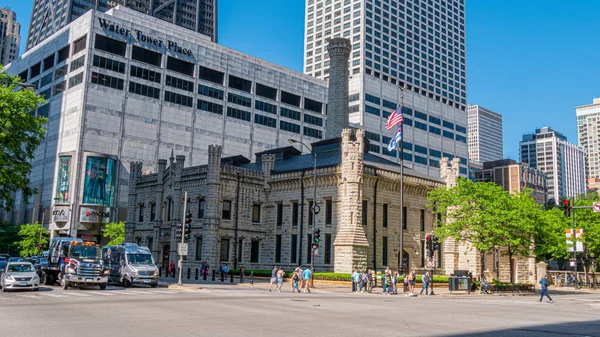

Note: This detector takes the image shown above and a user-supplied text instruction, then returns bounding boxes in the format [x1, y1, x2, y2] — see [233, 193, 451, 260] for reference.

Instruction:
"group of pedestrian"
[351, 268, 375, 293]
[216, 263, 229, 280]
[351, 268, 432, 296]
[269, 265, 312, 293]
[200, 262, 210, 278]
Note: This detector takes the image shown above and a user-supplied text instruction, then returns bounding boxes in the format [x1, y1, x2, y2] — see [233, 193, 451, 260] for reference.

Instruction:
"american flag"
[385, 107, 403, 130]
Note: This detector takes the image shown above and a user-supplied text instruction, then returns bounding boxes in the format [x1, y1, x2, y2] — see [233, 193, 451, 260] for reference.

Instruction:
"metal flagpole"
[398, 87, 406, 276]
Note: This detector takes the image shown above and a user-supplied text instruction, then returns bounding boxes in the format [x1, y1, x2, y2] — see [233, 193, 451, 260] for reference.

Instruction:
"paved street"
[1, 283, 599, 337]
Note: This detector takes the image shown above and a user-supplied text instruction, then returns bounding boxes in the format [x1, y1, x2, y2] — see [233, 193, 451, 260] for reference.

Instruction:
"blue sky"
[4, 0, 599, 159]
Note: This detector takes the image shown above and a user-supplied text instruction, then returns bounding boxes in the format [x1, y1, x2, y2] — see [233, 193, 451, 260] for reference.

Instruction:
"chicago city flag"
[387, 124, 402, 152]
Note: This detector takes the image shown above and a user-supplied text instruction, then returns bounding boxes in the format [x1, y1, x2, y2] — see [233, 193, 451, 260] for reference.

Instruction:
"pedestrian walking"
[352, 268, 360, 293]
[303, 267, 312, 293]
[392, 271, 398, 294]
[168, 260, 175, 276]
[367, 270, 374, 293]
[409, 270, 416, 294]
[276, 268, 285, 292]
[269, 265, 278, 292]
[403, 273, 409, 293]
[539, 274, 553, 303]
[240, 266, 245, 283]
[292, 268, 300, 293]
[360, 269, 368, 293]
[420, 271, 430, 295]
[223, 264, 229, 277]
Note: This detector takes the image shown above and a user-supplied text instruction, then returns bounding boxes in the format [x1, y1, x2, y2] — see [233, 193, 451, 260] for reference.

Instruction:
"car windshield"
[38, 258, 47, 264]
[8, 264, 34, 273]
[127, 254, 154, 265]
[68, 245, 101, 259]
[0, 257, 6, 261]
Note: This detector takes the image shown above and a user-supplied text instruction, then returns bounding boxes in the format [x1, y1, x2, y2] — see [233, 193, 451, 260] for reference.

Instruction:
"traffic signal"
[39, 244, 43, 250]
[313, 229, 321, 245]
[184, 212, 192, 241]
[426, 235, 433, 257]
[432, 236, 440, 251]
[175, 225, 182, 240]
[564, 199, 571, 217]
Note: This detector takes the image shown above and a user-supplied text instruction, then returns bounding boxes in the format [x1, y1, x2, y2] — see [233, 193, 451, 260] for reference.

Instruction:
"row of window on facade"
[138, 198, 435, 233]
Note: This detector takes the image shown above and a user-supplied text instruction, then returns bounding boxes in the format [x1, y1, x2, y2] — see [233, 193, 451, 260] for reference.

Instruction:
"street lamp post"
[288, 139, 317, 272]
[37, 205, 45, 254]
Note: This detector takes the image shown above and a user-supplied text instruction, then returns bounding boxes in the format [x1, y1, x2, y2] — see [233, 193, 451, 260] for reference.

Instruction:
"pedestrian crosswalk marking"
[18, 295, 39, 299]
[40, 293, 67, 298]
[86, 291, 116, 296]
[124, 290, 152, 295]
[65, 292, 92, 297]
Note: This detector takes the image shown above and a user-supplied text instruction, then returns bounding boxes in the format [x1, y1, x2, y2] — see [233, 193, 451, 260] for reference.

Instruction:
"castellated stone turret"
[202, 145, 223, 268]
[334, 128, 370, 273]
[325, 38, 352, 140]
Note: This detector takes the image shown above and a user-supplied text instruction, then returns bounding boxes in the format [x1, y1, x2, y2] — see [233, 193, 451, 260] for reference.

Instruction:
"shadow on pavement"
[441, 320, 600, 337]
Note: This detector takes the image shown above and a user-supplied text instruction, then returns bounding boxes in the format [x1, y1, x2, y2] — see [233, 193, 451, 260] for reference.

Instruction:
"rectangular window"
[303, 126, 323, 139]
[91, 72, 124, 90]
[403, 206, 407, 230]
[70, 55, 85, 71]
[280, 107, 301, 120]
[238, 239, 243, 262]
[198, 66, 224, 85]
[383, 203, 388, 228]
[147, 237, 153, 251]
[280, 121, 300, 134]
[281, 91, 301, 107]
[250, 240, 259, 263]
[43, 54, 55, 71]
[164, 91, 193, 107]
[227, 107, 251, 122]
[228, 74, 252, 93]
[57, 46, 70, 63]
[382, 236, 388, 266]
[130, 65, 161, 83]
[304, 113, 323, 126]
[292, 202, 299, 226]
[132, 46, 162, 67]
[222, 200, 232, 220]
[304, 98, 323, 113]
[94, 35, 125, 56]
[93, 55, 125, 74]
[150, 203, 156, 221]
[228, 92, 252, 107]
[256, 83, 277, 100]
[252, 204, 261, 223]
[30, 63, 41, 78]
[275, 235, 282, 263]
[72, 35, 87, 54]
[255, 100, 277, 114]
[325, 199, 332, 225]
[220, 239, 229, 262]
[129, 81, 160, 99]
[291, 235, 298, 263]
[308, 201, 314, 226]
[198, 84, 224, 99]
[197, 99, 223, 115]
[198, 198, 205, 219]
[195, 237, 202, 260]
[166, 75, 194, 92]
[362, 200, 368, 226]
[325, 234, 332, 264]
[276, 203, 283, 226]
[307, 234, 312, 264]
[167, 56, 195, 77]
[68, 73, 83, 88]
[41, 73, 53, 87]
[138, 204, 144, 222]
[420, 209, 425, 231]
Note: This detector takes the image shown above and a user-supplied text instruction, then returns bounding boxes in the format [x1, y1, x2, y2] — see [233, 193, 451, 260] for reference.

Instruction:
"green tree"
[429, 178, 511, 282]
[16, 223, 49, 257]
[534, 207, 569, 262]
[104, 221, 125, 245]
[0, 65, 47, 211]
[570, 193, 600, 277]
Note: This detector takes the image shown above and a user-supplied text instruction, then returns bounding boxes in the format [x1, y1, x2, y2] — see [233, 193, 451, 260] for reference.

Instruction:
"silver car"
[1, 262, 40, 292]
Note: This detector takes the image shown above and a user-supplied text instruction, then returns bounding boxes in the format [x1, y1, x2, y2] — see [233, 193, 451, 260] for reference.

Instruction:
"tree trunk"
[480, 250, 485, 293]
[508, 245, 514, 284]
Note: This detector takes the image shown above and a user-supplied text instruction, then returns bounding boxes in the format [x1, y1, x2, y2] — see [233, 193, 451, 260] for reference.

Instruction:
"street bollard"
[240, 272, 244, 283]
[212, 269, 215, 281]
[159, 267, 162, 277]
[203, 271, 207, 281]
[195, 269, 198, 280]
[173, 268, 177, 278]
[187, 268, 191, 280]
[221, 271, 224, 282]
[230, 272, 234, 283]
[250, 271, 254, 285]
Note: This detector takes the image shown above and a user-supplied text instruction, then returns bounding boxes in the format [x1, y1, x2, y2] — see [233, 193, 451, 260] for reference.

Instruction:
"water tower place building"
[5, 7, 327, 241]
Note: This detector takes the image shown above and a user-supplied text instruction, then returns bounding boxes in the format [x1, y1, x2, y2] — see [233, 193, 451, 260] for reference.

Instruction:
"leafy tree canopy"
[104, 221, 125, 246]
[16, 223, 49, 257]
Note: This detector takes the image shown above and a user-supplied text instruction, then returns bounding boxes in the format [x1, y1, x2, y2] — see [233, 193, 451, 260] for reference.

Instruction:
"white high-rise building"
[467, 104, 503, 162]
[303, 0, 469, 177]
[520, 127, 586, 203]
[576, 98, 600, 190]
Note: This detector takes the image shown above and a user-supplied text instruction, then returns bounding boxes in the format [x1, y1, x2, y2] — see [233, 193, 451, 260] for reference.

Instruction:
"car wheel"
[122, 277, 132, 288]
[99, 283, 107, 290]
[151, 283, 158, 288]
[61, 274, 69, 290]
[33, 287, 39, 292]
[42, 272, 53, 285]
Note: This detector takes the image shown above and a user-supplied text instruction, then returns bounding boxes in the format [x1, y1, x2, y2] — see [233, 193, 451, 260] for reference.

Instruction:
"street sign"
[566, 229, 584, 252]
[313, 248, 318, 255]
[593, 202, 600, 213]
[428, 258, 435, 267]
[178, 243, 188, 256]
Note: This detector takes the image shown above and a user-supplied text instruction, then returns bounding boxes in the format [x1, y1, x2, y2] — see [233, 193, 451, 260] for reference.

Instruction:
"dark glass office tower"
[26, 0, 217, 50]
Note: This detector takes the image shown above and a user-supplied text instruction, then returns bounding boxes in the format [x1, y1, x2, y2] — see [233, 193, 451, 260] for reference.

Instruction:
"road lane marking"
[124, 290, 153, 294]
[85, 291, 116, 296]
[18, 295, 39, 299]
[40, 293, 67, 298]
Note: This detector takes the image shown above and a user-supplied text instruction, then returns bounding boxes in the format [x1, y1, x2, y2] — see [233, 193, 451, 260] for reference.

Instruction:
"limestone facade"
[127, 128, 446, 273]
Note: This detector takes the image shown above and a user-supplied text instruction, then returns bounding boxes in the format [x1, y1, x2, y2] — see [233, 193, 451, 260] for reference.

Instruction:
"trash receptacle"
[449, 270, 472, 294]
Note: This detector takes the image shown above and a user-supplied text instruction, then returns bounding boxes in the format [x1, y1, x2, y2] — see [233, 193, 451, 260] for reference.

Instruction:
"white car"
[1, 262, 40, 292]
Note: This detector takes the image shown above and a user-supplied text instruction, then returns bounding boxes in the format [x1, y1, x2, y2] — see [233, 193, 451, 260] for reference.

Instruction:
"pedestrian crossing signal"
[313, 229, 321, 245]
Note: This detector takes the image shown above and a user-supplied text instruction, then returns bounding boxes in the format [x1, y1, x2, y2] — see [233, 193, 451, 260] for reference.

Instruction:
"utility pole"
[38, 205, 45, 254]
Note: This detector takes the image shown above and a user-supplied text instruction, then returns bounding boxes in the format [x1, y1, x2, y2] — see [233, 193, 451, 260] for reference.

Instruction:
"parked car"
[1, 262, 40, 292]
[0, 258, 7, 278]
[8, 257, 28, 263]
